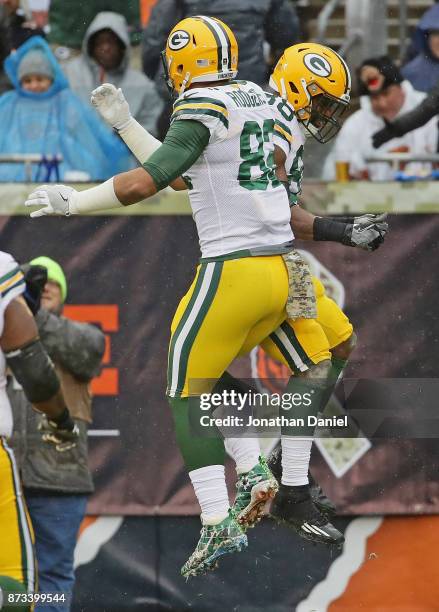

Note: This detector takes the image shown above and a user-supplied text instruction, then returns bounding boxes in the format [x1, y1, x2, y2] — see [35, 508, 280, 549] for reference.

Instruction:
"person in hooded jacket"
[402, 3, 439, 94]
[322, 56, 439, 181]
[0, 35, 132, 182]
[62, 11, 162, 136]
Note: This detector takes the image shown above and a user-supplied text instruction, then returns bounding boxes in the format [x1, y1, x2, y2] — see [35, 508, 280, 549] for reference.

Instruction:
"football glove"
[91, 83, 132, 131]
[21, 264, 48, 314]
[25, 184, 77, 217]
[342, 214, 388, 251]
[354, 212, 388, 225]
[38, 414, 80, 453]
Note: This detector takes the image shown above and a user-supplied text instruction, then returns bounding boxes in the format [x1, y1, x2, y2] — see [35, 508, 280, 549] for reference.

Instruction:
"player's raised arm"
[91, 83, 188, 191]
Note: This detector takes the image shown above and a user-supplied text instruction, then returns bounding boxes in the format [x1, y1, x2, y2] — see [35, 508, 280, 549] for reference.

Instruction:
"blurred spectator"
[323, 57, 439, 181]
[48, 0, 140, 49]
[0, 0, 45, 93]
[402, 4, 439, 93]
[10, 257, 105, 612]
[0, 35, 132, 181]
[373, 78, 439, 148]
[62, 11, 162, 135]
[142, 0, 300, 138]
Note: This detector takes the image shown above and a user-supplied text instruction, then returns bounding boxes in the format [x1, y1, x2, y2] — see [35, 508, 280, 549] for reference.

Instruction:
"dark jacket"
[48, 0, 140, 49]
[63, 11, 163, 135]
[142, 0, 299, 92]
[402, 4, 439, 93]
[9, 309, 105, 494]
[0, 6, 45, 95]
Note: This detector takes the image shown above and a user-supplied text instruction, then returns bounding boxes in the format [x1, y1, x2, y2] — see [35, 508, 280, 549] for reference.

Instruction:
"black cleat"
[270, 484, 344, 547]
[267, 446, 337, 517]
[308, 472, 337, 517]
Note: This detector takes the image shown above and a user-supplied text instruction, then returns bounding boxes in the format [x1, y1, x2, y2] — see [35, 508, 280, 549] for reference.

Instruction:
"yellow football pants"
[167, 257, 332, 398]
[262, 276, 353, 368]
[312, 276, 353, 349]
[0, 438, 36, 594]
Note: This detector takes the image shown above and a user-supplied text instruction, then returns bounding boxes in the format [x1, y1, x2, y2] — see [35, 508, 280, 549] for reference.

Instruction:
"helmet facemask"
[297, 83, 349, 143]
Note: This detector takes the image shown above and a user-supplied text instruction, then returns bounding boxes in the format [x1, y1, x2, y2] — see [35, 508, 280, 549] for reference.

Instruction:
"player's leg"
[167, 256, 289, 577]
[212, 373, 278, 530]
[256, 318, 343, 545]
[313, 276, 356, 398]
[302, 277, 357, 514]
[0, 438, 36, 612]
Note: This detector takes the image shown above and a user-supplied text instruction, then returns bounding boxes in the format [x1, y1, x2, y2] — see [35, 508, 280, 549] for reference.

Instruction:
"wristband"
[118, 117, 162, 164]
[313, 216, 348, 243]
[69, 178, 122, 214]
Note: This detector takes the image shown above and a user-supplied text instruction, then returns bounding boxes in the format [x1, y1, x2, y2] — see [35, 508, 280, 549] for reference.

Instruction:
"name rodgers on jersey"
[225, 84, 267, 108]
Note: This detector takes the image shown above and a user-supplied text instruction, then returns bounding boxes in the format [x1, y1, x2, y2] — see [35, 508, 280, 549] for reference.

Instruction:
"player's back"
[171, 80, 294, 258]
[0, 251, 25, 438]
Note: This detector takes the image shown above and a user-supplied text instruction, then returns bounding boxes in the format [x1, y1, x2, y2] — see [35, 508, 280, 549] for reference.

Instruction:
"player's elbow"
[114, 168, 158, 205]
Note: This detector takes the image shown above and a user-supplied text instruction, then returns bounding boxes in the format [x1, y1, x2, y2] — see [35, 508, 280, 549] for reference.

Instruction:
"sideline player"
[0, 251, 78, 610]
[26, 16, 325, 577]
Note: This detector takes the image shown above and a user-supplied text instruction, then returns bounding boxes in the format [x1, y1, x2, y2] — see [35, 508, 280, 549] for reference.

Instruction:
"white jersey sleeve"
[171, 88, 229, 144]
[268, 93, 305, 205]
[0, 251, 25, 336]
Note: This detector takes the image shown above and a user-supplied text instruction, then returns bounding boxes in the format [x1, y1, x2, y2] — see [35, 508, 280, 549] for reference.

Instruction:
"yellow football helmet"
[161, 16, 238, 96]
[270, 43, 351, 143]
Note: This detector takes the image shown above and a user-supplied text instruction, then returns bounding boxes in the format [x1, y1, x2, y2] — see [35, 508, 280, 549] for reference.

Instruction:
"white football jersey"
[0, 251, 25, 437]
[269, 92, 306, 205]
[171, 80, 294, 258]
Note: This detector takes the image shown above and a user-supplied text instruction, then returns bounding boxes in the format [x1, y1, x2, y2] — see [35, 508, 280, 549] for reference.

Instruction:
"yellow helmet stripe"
[173, 102, 228, 119]
[196, 15, 231, 72]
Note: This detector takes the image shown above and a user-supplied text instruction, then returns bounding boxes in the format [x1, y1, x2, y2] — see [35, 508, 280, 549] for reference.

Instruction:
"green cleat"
[232, 456, 279, 531]
[181, 511, 247, 578]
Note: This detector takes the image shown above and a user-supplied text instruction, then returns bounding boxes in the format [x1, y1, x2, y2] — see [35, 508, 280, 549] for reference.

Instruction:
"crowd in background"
[0, 0, 439, 183]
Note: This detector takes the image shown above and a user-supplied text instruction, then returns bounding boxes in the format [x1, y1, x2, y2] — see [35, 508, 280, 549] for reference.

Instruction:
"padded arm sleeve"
[142, 120, 210, 191]
[36, 310, 106, 382]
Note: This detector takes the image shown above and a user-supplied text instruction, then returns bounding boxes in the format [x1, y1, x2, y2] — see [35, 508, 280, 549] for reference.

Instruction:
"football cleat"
[181, 511, 247, 578]
[267, 445, 337, 517]
[232, 456, 279, 531]
[270, 484, 344, 547]
[308, 471, 337, 517]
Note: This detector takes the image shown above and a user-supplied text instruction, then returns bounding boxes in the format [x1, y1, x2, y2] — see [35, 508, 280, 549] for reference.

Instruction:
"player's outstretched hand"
[342, 214, 389, 251]
[91, 83, 132, 131]
[25, 184, 76, 217]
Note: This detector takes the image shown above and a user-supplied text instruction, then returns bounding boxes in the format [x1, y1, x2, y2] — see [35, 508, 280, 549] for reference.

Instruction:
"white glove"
[91, 83, 132, 131]
[25, 184, 77, 217]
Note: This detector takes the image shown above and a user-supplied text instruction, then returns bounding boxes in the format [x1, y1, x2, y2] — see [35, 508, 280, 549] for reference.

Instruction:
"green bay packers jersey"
[171, 80, 294, 259]
[268, 93, 305, 206]
[0, 251, 25, 437]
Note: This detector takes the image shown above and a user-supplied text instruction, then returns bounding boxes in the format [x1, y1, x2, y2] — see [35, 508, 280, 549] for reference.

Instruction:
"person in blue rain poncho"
[0, 36, 132, 182]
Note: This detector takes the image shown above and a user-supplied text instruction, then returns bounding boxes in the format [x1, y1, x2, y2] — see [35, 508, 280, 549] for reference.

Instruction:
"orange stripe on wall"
[140, 0, 158, 26]
[330, 516, 439, 611]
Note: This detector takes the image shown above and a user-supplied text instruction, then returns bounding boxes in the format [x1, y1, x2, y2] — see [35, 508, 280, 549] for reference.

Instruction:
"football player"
[25, 23, 386, 575]
[223, 45, 388, 543]
[89, 44, 386, 546]
[0, 251, 78, 609]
